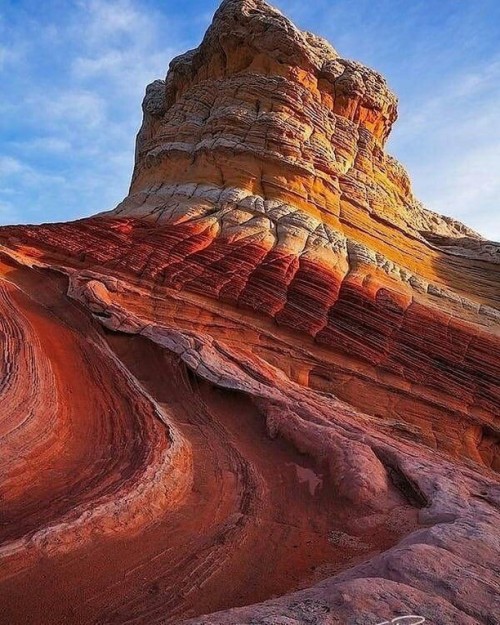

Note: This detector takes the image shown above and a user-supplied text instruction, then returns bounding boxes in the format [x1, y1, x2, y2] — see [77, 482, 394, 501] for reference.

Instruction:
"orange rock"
[0, 1, 498, 624]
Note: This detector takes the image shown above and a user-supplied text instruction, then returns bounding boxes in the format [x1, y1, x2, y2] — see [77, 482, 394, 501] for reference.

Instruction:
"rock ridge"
[0, 1, 498, 624]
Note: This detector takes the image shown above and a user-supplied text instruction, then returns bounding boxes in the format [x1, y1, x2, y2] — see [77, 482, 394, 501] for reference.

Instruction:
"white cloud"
[389, 57, 500, 241]
[0, 44, 20, 71]
[0, 0, 182, 224]
[70, 0, 177, 107]
[81, 0, 153, 41]
[0, 155, 67, 187]
[13, 137, 73, 154]
[53, 91, 106, 127]
[0, 156, 25, 176]
[0, 46, 7, 69]
[73, 50, 128, 79]
[2, 0, 498, 239]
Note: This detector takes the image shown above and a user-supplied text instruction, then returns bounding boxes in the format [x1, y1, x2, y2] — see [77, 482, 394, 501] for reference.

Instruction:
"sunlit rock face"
[0, 1, 498, 624]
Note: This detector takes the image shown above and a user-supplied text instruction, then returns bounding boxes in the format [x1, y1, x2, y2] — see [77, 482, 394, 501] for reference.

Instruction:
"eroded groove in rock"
[0, 259, 192, 576]
[0, 0, 498, 624]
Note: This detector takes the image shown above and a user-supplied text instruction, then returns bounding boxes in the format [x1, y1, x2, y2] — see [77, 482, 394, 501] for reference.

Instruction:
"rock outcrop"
[0, 1, 498, 624]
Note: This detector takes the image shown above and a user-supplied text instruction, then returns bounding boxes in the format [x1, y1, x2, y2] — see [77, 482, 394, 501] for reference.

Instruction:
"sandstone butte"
[0, 1, 499, 624]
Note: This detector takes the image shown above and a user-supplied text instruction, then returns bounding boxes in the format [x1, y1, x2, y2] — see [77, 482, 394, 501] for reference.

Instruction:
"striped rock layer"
[0, 1, 498, 624]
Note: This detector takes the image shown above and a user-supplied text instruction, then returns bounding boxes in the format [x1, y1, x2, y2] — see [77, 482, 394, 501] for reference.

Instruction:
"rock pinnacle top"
[118, 0, 481, 248]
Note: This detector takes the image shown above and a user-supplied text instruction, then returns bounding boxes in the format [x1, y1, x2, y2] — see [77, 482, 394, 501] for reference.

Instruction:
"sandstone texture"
[0, 1, 498, 624]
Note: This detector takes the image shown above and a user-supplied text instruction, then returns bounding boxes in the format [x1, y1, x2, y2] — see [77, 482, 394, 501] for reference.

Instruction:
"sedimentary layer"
[0, 1, 498, 624]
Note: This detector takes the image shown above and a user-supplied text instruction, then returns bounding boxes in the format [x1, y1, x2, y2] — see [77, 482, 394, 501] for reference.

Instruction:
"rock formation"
[0, 1, 498, 624]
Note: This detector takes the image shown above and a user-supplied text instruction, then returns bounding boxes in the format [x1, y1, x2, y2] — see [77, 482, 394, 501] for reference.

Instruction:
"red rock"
[0, 1, 498, 624]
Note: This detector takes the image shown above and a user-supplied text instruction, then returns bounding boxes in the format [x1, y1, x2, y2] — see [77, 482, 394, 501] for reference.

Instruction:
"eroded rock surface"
[0, 1, 498, 624]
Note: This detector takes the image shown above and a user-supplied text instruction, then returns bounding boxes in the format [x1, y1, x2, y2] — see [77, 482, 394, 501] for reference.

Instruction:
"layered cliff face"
[0, 1, 499, 624]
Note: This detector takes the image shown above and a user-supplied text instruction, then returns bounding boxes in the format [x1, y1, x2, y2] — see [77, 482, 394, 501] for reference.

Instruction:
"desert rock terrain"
[0, 1, 498, 624]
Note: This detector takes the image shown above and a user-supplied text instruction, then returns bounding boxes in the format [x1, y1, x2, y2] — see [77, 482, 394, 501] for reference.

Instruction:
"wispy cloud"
[0, 156, 67, 187]
[0, 0, 499, 241]
[389, 57, 500, 240]
[11, 137, 72, 154]
[275, 0, 500, 240]
[71, 0, 174, 96]
[81, 0, 152, 40]
[0, 41, 23, 72]
[0, 0, 185, 224]
[36, 91, 107, 128]
[0, 46, 8, 70]
[0, 156, 25, 177]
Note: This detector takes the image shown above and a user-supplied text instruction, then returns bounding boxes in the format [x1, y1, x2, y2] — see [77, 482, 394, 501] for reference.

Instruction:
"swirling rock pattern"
[0, 1, 498, 624]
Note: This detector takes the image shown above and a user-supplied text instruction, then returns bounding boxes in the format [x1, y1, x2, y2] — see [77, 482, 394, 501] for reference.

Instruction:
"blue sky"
[1, 0, 499, 240]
